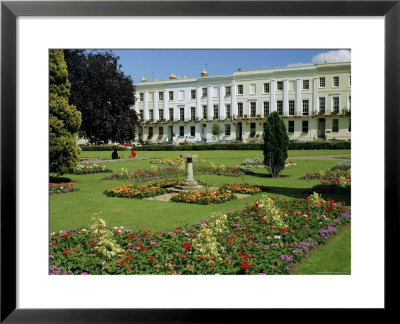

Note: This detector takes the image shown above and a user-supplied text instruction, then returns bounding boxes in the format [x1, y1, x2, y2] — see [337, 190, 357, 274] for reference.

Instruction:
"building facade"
[134, 62, 351, 144]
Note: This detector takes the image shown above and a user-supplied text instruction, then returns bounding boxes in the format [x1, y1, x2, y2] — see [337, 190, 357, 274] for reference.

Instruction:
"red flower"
[120, 260, 125, 265]
[125, 256, 133, 261]
[64, 234, 69, 238]
[50, 242, 58, 246]
[149, 255, 155, 260]
[241, 262, 250, 269]
[184, 243, 192, 250]
[209, 263, 214, 268]
[305, 219, 309, 223]
[63, 249, 70, 254]
[198, 255, 205, 260]
[225, 261, 231, 265]
[181, 254, 187, 259]
[140, 246, 148, 251]
[131, 151, 136, 158]
[259, 218, 265, 222]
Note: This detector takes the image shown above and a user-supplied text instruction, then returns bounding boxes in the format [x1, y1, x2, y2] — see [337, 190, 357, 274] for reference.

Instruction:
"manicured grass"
[292, 225, 351, 275]
[79, 149, 351, 160]
[50, 150, 349, 233]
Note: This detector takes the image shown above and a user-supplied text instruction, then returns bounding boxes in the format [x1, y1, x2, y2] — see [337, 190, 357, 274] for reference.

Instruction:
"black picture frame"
[1, 0, 398, 322]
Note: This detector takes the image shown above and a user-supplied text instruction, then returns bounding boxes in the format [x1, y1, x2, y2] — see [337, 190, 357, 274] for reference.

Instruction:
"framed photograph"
[1, 0, 398, 321]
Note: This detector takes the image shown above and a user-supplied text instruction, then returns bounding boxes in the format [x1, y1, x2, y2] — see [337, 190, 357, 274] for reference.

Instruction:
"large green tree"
[63, 50, 138, 143]
[49, 49, 82, 175]
[263, 112, 289, 178]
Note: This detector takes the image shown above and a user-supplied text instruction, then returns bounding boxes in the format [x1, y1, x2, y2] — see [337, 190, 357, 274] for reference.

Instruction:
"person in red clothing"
[131, 150, 136, 158]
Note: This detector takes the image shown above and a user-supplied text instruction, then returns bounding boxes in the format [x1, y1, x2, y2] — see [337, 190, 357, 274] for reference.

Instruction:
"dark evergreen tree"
[49, 49, 82, 175]
[263, 112, 289, 178]
[63, 50, 138, 143]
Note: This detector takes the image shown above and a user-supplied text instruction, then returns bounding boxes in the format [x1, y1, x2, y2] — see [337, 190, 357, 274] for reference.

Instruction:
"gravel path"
[289, 154, 350, 160]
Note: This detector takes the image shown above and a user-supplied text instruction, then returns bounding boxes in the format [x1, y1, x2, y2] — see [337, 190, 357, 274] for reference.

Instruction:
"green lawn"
[50, 149, 351, 274]
[292, 225, 351, 275]
[50, 150, 350, 233]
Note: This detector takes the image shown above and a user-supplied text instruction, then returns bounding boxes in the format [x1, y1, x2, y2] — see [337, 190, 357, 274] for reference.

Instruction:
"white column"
[153, 91, 158, 121]
[196, 87, 201, 119]
[313, 78, 317, 115]
[207, 86, 213, 120]
[283, 79, 288, 116]
[174, 106, 179, 121]
[219, 85, 225, 119]
[270, 80, 276, 112]
[143, 91, 149, 121]
[296, 79, 301, 115]
[231, 83, 237, 117]
[163, 90, 168, 121]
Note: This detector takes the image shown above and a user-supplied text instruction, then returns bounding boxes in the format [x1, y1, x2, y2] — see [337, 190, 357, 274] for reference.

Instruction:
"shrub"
[263, 112, 289, 178]
[81, 145, 128, 151]
[131, 141, 350, 151]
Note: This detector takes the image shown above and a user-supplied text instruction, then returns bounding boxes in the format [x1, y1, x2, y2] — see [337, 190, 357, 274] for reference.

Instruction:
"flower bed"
[170, 189, 236, 205]
[49, 193, 351, 275]
[238, 157, 296, 170]
[104, 184, 166, 199]
[105, 166, 184, 182]
[105, 164, 248, 181]
[309, 176, 351, 195]
[104, 179, 187, 199]
[220, 183, 262, 194]
[49, 182, 79, 194]
[301, 169, 351, 180]
[194, 165, 247, 177]
[330, 160, 351, 171]
[149, 157, 205, 165]
[73, 164, 113, 175]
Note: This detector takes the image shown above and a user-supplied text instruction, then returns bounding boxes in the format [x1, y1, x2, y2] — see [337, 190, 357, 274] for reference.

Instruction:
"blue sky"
[111, 49, 351, 83]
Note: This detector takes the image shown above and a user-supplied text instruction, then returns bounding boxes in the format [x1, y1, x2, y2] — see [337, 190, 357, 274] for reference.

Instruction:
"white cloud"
[311, 50, 351, 64]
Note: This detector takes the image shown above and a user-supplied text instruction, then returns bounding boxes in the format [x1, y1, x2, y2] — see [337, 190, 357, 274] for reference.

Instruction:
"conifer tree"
[263, 112, 289, 178]
[49, 49, 82, 175]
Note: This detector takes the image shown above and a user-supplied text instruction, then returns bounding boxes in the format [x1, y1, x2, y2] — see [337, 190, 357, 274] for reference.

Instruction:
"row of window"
[145, 118, 350, 139]
[138, 76, 351, 102]
[147, 125, 232, 138]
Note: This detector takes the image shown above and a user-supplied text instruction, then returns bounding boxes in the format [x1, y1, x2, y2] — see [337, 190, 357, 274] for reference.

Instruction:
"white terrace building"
[133, 62, 351, 144]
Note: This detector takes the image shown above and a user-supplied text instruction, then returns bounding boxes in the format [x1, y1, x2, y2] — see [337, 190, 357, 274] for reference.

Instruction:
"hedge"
[131, 141, 350, 151]
[81, 145, 128, 151]
[79, 141, 350, 152]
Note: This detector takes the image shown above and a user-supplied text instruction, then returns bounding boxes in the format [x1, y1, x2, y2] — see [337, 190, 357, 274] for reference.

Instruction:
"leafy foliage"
[49, 194, 351, 275]
[49, 49, 82, 175]
[211, 122, 223, 140]
[263, 112, 289, 177]
[64, 50, 138, 143]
